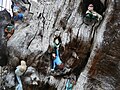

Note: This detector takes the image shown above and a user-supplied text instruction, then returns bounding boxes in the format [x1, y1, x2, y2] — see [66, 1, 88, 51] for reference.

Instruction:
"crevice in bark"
[67, 27, 72, 43]
[70, 0, 107, 79]
[59, 0, 74, 30]
[37, 10, 46, 41]
[42, 11, 46, 33]
[104, 0, 108, 10]
[53, 9, 61, 28]
[37, 13, 42, 19]
[22, 0, 31, 11]
[26, 29, 39, 49]
[76, 22, 84, 41]
[77, 2, 83, 14]
[63, 13, 102, 81]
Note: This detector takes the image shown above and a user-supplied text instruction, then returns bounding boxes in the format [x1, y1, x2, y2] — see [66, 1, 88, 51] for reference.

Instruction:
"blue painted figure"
[51, 48, 63, 71]
[13, 2, 25, 21]
[66, 79, 73, 90]
[14, 13, 24, 21]
[13, 4, 20, 13]
[15, 61, 27, 90]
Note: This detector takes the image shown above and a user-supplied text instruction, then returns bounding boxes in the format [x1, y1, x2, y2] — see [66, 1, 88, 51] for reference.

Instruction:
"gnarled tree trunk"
[1, 0, 120, 90]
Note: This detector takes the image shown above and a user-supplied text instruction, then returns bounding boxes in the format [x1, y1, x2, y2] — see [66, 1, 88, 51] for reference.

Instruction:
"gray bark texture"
[0, 0, 120, 90]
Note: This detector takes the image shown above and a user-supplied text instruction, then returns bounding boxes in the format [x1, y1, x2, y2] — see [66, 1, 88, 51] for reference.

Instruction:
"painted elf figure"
[15, 60, 27, 90]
